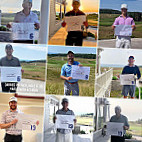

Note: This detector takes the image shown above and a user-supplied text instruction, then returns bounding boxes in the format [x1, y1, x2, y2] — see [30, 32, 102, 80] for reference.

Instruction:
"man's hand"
[66, 77, 72, 80]
[112, 25, 115, 30]
[83, 21, 88, 27]
[10, 119, 18, 125]
[6, 24, 12, 28]
[34, 23, 40, 30]
[78, 64, 83, 67]
[21, 69, 24, 73]
[62, 21, 66, 27]
[74, 119, 77, 124]
[53, 116, 57, 123]
[132, 25, 136, 31]
[124, 126, 129, 130]
[36, 120, 39, 125]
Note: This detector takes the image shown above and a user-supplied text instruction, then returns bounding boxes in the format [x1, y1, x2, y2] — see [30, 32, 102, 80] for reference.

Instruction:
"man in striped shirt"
[0, 97, 22, 142]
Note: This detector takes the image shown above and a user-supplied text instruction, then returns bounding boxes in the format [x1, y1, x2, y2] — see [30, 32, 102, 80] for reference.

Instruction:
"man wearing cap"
[0, 97, 22, 142]
[60, 51, 82, 96]
[62, 0, 88, 46]
[121, 56, 141, 99]
[0, 44, 24, 93]
[7, 0, 40, 43]
[53, 98, 76, 142]
[110, 106, 129, 142]
[112, 4, 136, 48]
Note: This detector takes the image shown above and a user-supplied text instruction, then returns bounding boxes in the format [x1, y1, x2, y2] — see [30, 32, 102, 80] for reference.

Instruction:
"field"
[46, 56, 96, 96]
[21, 62, 46, 81]
[99, 14, 142, 40]
[87, 13, 98, 27]
[128, 122, 142, 136]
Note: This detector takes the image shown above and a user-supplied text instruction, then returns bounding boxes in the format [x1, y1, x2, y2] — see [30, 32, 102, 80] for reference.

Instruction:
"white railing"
[95, 68, 113, 97]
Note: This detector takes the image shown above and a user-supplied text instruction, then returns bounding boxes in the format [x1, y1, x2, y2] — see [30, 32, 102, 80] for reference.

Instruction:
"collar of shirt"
[19, 10, 32, 17]
[9, 108, 19, 113]
[6, 56, 14, 61]
[119, 15, 130, 19]
[128, 64, 135, 67]
[67, 61, 76, 65]
[61, 108, 70, 112]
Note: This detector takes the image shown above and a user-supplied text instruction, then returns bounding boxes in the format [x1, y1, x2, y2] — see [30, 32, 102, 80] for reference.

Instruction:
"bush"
[112, 76, 118, 80]
[0, 26, 7, 31]
[135, 87, 142, 99]
[80, 130, 86, 134]
[124, 132, 132, 139]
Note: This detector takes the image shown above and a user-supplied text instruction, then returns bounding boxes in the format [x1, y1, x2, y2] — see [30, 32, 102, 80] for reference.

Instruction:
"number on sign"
[31, 125, 36, 131]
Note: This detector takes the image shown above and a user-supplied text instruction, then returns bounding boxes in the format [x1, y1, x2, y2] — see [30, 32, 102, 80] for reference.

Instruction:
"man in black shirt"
[62, 0, 88, 46]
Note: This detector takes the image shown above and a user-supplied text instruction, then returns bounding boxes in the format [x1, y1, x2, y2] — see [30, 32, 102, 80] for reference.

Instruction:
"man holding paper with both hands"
[0, 96, 39, 142]
[112, 4, 136, 48]
[53, 98, 76, 142]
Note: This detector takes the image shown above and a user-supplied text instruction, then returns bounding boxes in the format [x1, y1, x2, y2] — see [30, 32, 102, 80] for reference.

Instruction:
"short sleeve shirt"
[113, 15, 135, 26]
[0, 56, 21, 67]
[14, 11, 39, 24]
[110, 114, 129, 134]
[61, 61, 80, 83]
[56, 108, 75, 134]
[1, 109, 22, 135]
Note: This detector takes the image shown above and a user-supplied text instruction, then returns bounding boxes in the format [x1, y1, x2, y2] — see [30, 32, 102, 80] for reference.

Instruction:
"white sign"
[12, 23, 35, 40]
[115, 25, 132, 36]
[55, 115, 75, 130]
[0, 67, 22, 82]
[65, 15, 86, 32]
[71, 65, 90, 80]
[107, 122, 124, 137]
[16, 113, 38, 131]
[120, 74, 135, 85]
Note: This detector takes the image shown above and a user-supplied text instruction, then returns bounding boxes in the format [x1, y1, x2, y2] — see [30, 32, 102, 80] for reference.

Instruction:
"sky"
[100, 0, 142, 12]
[108, 98, 142, 121]
[0, 0, 41, 13]
[48, 45, 97, 54]
[100, 48, 142, 67]
[0, 43, 47, 61]
[66, 0, 99, 13]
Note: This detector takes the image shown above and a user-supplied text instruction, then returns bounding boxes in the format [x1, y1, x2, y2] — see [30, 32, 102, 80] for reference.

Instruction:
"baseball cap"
[121, 4, 128, 9]
[67, 51, 74, 55]
[73, 0, 80, 4]
[62, 98, 69, 103]
[23, 0, 32, 4]
[115, 106, 121, 111]
[129, 56, 134, 60]
[9, 97, 17, 102]
[5, 44, 13, 50]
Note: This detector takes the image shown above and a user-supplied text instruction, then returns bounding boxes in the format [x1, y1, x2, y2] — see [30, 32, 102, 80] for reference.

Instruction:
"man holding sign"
[0, 44, 24, 93]
[62, 0, 88, 46]
[7, 0, 40, 43]
[109, 106, 129, 142]
[112, 4, 136, 48]
[53, 98, 76, 142]
[121, 56, 141, 99]
[61, 51, 82, 96]
[0, 96, 39, 142]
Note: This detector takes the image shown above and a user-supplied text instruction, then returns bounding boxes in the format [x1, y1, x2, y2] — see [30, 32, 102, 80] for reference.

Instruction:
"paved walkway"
[98, 38, 142, 49]
[48, 27, 97, 47]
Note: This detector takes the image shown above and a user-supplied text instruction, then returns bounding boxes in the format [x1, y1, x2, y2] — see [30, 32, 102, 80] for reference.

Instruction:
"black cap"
[5, 44, 13, 50]
[67, 51, 74, 55]
[129, 56, 134, 60]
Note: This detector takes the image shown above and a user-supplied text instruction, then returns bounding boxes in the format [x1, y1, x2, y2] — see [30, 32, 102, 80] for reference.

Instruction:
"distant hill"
[20, 59, 46, 63]
[100, 9, 121, 14]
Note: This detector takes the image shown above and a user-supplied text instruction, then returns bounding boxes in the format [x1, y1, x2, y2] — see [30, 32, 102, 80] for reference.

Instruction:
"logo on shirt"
[68, 124, 73, 129]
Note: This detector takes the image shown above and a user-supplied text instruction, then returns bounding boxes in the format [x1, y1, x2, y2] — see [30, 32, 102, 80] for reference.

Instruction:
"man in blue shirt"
[121, 56, 141, 99]
[60, 51, 82, 96]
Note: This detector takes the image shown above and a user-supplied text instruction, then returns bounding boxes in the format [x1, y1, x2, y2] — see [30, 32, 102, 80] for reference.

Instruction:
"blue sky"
[48, 45, 97, 54]
[0, 43, 47, 61]
[100, 0, 142, 12]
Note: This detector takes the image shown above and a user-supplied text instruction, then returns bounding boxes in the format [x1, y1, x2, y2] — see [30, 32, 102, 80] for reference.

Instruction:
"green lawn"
[99, 14, 142, 39]
[46, 56, 96, 96]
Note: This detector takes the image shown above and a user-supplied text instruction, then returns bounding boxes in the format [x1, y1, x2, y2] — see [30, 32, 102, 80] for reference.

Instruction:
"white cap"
[23, 0, 32, 4]
[121, 4, 128, 9]
[9, 97, 17, 102]
[73, 0, 80, 4]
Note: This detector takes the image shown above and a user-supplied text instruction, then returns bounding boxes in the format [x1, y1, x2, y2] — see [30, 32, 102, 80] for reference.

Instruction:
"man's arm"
[122, 66, 126, 74]
[1, 119, 18, 129]
[136, 66, 141, 79]
[112, 18, 119, 30]
[131, 19, 136, 31]
[124, 117, 129, 130]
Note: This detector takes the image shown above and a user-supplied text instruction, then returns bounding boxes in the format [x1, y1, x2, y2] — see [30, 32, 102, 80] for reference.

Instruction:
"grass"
[46, 56, 96, 96]
[99, 14, 142, 40]
[76, 116, 93, 126]
[21, 62, 46, 81]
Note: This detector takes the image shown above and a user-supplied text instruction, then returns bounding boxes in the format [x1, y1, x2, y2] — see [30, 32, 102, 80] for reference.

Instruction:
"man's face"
[23, 2, 32, 11]
[115, 108, 121, 116]
[9, 101, 17, 110]
[128, 58, 135, 65]
[62, 102, 69, 109]
[121, 8, 127, 15]
[5, 48, 13, 56]
[67, 53, 74, 62]
[72, 1, 80, 10]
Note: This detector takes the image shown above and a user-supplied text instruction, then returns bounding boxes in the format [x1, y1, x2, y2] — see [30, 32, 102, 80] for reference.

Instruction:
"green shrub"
[124, 132, 132, 139]
[135, 87, 142, 99]
[87, 32, 95, 38]
[80, 130, 86, 134]
[112, 76, 118, 80]
[0, 26, 7, 31]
